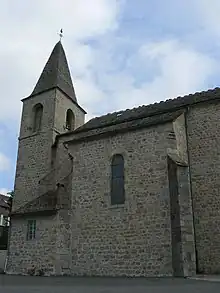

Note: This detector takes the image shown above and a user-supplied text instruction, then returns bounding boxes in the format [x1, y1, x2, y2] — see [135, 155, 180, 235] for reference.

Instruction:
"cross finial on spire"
[58, 29, 63, 41]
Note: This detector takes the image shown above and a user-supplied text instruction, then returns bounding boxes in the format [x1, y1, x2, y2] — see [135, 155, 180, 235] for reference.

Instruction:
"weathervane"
[58, 29, 63, 41]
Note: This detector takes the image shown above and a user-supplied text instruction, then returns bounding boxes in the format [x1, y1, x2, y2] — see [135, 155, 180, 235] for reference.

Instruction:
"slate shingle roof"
[74, 87, 220, 134]
[11, 190, 58, 217]
[30, 41, 77, 102]
[0, 194, 10, 209]
[63, 110, 184, 144]
[0, 194, 11, 216]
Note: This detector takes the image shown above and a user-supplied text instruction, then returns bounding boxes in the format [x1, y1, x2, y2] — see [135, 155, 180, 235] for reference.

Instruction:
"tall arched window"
[111, 154, 125, 205]
[33, 103, 43, 132]
[66, 109, 75, 131]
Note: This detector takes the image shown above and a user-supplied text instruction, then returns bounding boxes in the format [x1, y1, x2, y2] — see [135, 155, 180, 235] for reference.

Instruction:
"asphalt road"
[0, 275, 219, 293]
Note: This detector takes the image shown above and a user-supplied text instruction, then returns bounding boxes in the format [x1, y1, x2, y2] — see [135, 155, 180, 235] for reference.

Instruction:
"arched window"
[66, 109, 75, 131]
[111, 154, 125, 205]
[33, 103, 43, 132]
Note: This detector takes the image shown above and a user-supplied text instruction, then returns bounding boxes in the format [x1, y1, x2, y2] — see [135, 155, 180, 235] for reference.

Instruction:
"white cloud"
[0, 0, 219, 190]
[0, 0, 217, 124]
[84, 39, 218, 114]
[195, 0, 220, 37]
[0, 0, 123, 189]
[0, 153, 10, 172]
[0, 0, 120, 42]
[0, 0, 122, 123]
[0, 188, 10, 196]
[138, 39, 216, 97]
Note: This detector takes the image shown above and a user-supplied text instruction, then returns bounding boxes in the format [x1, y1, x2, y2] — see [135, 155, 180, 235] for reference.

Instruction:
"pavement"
[0, 275, 220, 293]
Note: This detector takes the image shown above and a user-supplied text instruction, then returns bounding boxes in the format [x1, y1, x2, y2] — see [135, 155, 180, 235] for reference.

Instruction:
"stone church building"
[5, 41, 220, 277]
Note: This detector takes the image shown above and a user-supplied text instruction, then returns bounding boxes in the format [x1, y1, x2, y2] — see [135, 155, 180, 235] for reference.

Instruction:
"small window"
[65, 109, 75, 131]
[33, 103, 43, 132]
[111, 154, 125, 205]
[27, 220, 36, 240]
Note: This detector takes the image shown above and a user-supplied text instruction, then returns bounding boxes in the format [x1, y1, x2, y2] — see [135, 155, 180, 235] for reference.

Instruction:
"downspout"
[184, 106, 198, 273]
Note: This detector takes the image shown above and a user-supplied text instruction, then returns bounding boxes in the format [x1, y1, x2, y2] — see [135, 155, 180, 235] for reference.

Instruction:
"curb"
[188, 276, 220, 282]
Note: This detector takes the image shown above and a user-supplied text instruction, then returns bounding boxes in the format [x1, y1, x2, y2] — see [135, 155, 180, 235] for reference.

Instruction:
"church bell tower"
[12, 41, 86, 211]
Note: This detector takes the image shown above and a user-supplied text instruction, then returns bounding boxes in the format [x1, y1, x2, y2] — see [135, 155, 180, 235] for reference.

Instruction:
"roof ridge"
[72, 86, 220, 134]
[92, 87, 220, 121]
[54, 41, 61, 88]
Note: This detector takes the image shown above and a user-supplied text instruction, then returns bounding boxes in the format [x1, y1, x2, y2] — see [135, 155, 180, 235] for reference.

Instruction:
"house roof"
[0, 194, 11, 216]
[11, 190, 58, 217]
[57, 87, 220, 143]
[74, 87, 220, 134]
[0, 194, 11, 209]
[30, 41, 77, 102]
[64, 110, 184, 144]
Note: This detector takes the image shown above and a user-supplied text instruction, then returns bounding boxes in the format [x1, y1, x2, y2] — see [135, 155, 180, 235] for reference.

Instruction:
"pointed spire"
[31, 41, 77, 102]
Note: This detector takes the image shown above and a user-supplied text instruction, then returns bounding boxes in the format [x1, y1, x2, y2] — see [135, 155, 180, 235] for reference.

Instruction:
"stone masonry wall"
[187, 101, 220, 274]
[9, 88, 85, 276]
[0, 250, 7, 271]
[13, 88, 85, 212]
[6, 215, 57, 276]
[177, 164, 196, 276]
[13, 90, 56, 211]
[19, 90, 55, 138]
[53, 131, 74, 185]
[68, 122, 175, 277]
[54, 90, 85, 138]
[56, 209, 72, 276]
[171, 113, 196, 276]
[52, 135, 74, 276]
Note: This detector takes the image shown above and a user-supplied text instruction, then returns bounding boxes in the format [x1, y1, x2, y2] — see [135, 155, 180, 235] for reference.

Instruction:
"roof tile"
[30, 41, 77, 102]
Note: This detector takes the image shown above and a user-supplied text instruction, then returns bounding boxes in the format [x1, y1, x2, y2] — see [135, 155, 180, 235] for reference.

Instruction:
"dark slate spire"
[31, 41, 77, 102]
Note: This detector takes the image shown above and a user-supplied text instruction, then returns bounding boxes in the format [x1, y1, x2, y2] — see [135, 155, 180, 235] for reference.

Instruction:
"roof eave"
[21, 87, 87, 114]
[64, 110, 184, 145]
[10, 209, 58, 218]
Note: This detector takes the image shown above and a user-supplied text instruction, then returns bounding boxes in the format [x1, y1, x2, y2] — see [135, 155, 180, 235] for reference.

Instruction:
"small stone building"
[5, 41, 220, 277]
[0, 194, 11, 226]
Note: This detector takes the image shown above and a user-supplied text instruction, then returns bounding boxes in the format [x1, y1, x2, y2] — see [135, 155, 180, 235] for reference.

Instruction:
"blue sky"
[0, 0, 220, 194]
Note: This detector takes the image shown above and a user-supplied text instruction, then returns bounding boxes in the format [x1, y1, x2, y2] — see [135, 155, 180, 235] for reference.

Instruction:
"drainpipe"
[184, 106, 198, 273]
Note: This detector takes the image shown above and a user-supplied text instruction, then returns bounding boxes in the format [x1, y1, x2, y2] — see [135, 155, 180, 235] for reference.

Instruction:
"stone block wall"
[13, 88, 85, 212]
[13, 90, 56, 211]
[6, 215, 57, 276]
[19, 90, 56, 139]
[53, 135, 73, 185]
[56, 209, 72, 275]
[54, 90, 85, 137]
[14, 132, 54, 211]
[169, 113, 196, 276]
[68, 122, 175, 277]
[177, 164, 196, 276]
[187, 101, 220, 274]
[0, 250, 7, 271]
